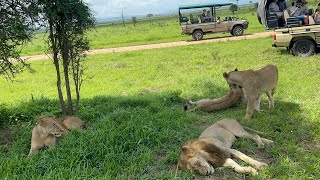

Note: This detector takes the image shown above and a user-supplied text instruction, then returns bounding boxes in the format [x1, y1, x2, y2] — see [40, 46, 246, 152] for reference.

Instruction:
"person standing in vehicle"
[201, 9, 206, 18]
[290, 0, 309, 24]
[205, 10, 211, 22]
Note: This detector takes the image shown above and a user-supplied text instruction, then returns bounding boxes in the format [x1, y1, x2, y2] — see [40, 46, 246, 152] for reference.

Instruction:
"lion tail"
[81, 123, 88, 129]
[188, 100, 197, 105]
[243, 126, 267, 135]
[183, 100, 197, 112]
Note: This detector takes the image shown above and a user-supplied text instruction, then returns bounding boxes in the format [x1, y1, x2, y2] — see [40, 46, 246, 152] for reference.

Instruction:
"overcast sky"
[84, 0, 258, 18]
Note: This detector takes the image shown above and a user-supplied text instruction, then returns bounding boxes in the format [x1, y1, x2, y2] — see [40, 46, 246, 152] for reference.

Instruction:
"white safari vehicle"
[257, 0, 320, 56]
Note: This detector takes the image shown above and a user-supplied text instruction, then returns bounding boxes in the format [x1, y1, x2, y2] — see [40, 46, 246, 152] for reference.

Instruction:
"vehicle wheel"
[291, 39, 315, 57]
[192, 30, 203, 41]
[232, 26, 244, 36]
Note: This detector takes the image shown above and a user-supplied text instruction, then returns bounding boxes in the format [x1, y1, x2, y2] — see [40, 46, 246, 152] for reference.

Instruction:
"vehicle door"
[203, 22, 216, 33]
[215, 20, 231, 32]
[257, 0, 268, 28]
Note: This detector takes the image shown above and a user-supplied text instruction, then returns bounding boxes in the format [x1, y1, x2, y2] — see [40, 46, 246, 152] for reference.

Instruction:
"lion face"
[223, 72, 237, 86]
[38, 116, 66, 137]
[223, 68, 240, 87]
[178, 143, 215, 176]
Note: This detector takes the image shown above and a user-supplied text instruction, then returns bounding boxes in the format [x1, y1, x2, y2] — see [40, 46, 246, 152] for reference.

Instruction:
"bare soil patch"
[21, 32, 273, 62]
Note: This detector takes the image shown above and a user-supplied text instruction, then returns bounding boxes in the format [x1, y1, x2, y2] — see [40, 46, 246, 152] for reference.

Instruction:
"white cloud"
[84, 0, 259, 18]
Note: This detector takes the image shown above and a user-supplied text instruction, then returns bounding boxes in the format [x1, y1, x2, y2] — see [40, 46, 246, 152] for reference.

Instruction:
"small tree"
[0, 0, 38, 80]
[132, 16, 137, 26]
[147, 13, 153, 23]
[231, 0, 239, 8]
[229, 4, 238, 15]
[39, 0, 95, 115]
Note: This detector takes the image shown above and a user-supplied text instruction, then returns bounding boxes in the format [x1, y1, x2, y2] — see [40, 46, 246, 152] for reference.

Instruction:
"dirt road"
[22, 31, 273, 61]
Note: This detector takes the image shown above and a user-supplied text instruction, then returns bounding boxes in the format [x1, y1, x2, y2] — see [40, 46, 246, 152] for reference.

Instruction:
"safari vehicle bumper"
[272, 44, 277, 47]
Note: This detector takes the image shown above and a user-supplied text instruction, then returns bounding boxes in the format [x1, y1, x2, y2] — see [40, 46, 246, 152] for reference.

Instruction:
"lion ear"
[38, 117, 46, 126]
[234, 68, 238, 71]
[223, 72, 229, 79]
[182, 146, 194, 155]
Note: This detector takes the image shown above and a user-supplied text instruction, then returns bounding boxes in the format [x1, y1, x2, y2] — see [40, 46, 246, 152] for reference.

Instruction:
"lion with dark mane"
[178, 118, 273, 175]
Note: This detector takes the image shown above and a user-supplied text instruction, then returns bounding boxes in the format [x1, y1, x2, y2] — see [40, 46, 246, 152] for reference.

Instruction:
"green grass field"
[20, 9, 265, 56]
[1, 37, 320, 179]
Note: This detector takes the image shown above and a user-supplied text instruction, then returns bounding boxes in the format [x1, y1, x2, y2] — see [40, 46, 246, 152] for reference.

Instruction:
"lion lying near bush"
[184, 85, 245, 112]
[28, 116, 86, 155]
[223, 65, 278, 119]
[178, 118, 273, 175]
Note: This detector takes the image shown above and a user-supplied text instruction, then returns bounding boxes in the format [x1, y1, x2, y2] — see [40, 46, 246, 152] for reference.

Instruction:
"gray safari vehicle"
[179, 3, 249, 41]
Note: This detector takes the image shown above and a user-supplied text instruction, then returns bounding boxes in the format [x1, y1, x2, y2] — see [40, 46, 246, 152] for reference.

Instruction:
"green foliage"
[38, 0, 95, 115]
[230, 4, 238, 15]
[0, 0, 38, 79]
[0, 38, 320, 178]
[132, 16, 138, 26]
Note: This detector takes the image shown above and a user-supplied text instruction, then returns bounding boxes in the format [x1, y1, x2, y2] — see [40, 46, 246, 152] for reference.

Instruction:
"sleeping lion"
[28, 115, 86, 155]
[178, 118, 273, 175]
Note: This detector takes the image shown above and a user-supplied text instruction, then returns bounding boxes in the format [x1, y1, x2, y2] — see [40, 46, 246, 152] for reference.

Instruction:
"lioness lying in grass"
[184, 85, 245, 112]
[28, 116, 86, 155]
[178, 118, 273, 176]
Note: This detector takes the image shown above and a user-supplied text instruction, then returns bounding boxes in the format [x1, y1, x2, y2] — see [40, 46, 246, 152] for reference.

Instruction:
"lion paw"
[243, 166, 258, 175]
[255, 162, 268, 169]
[206, 165, 215, 175]
[244, 114, 252, 120]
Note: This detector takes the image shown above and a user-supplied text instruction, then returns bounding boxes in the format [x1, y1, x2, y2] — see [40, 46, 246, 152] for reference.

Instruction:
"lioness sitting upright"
[223, 64, 278, 119]
[29, 115, 86, 155]
[178, 118, 274, 176]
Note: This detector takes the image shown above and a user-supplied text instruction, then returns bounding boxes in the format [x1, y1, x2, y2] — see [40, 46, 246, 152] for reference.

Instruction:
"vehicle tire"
[192, 30, 203, 41]
[232, 26, 244, 36]
[291, 39, 315, 57]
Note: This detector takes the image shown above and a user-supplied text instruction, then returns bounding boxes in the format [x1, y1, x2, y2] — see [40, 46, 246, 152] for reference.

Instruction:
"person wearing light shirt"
[290, 0, 308, 24]
[269, 0, 283, 17]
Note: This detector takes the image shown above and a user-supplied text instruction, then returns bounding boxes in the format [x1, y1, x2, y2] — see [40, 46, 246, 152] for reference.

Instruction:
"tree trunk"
[61, 32, 73, 115]
[75, 80, 80, 113]
[62, 51, 73, 115]
[72, 58, 81, 113]
[49, 21, 66, 115]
